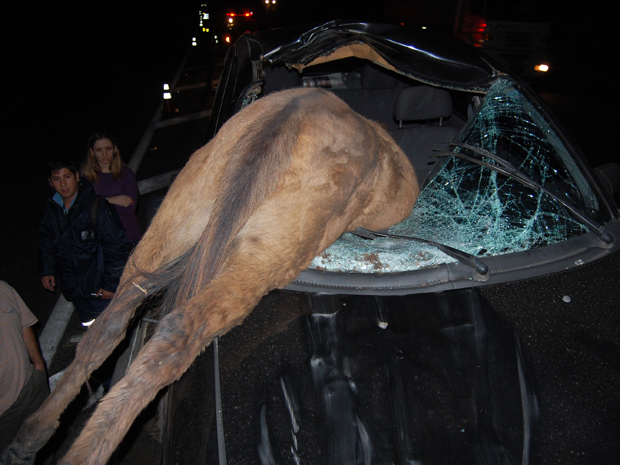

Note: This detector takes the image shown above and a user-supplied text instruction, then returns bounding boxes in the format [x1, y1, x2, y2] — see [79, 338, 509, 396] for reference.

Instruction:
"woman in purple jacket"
[81, 132, 143, 246]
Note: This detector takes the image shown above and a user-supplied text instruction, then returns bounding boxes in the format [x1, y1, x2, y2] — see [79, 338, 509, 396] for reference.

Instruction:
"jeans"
[0, 369, 49, 452]
[72, 298, 111, 324]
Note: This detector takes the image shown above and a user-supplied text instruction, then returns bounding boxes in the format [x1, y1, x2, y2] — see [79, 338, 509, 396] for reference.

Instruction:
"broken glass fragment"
[310, 78, 602, 273]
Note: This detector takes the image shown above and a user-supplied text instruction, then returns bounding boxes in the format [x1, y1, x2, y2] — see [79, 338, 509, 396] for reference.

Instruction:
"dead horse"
[3, 87, 419, 465]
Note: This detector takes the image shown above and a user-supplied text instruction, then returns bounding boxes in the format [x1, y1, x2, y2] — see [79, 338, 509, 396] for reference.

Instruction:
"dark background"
[1, 0, 618, 321]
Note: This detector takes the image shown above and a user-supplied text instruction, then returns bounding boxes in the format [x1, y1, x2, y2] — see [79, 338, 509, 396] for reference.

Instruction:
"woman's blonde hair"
[82, 131, 124, 182]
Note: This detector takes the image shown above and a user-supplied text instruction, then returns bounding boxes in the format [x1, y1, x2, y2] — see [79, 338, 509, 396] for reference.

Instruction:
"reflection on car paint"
[248, 292, 537, 464]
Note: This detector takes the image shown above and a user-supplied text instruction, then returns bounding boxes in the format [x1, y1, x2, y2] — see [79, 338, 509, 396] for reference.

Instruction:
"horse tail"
[135, 90, 323, 316]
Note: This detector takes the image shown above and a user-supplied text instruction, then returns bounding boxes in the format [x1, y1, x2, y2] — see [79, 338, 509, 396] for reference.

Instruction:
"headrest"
[262, 66, 301, 94]
[360, 64, 399, 90]
[594, 162, 620, 196]
[393, 86, 453, 122]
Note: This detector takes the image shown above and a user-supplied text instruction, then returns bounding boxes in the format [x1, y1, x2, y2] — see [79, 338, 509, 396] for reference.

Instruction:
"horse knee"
[156, 312, 187, 343]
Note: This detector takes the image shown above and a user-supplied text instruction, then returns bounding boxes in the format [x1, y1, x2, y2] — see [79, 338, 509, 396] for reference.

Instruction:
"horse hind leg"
[1, 283, 147, 465]
[58, 278, 263, 465]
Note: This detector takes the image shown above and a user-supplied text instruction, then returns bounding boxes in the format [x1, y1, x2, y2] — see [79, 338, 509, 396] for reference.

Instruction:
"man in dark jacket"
[39, 160, 130, 326]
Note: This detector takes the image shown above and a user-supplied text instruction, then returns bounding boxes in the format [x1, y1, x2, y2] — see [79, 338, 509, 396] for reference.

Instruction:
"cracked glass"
[310, 78, 602, 273]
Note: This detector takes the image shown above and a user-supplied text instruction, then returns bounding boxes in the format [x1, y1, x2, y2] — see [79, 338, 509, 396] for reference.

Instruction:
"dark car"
[162, 21, 620, 464]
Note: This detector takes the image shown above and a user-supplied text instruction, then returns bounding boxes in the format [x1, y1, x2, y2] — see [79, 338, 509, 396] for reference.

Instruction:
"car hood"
[257, 20, 506, 91]
[163, 288, 537, 464]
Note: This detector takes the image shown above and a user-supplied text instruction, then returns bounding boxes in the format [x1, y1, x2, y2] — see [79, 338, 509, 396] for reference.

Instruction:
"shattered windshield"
[310, 78, 602, 273]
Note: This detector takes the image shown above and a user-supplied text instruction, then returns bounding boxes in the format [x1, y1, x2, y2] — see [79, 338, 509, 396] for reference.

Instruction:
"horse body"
[3, 87, 419, 464]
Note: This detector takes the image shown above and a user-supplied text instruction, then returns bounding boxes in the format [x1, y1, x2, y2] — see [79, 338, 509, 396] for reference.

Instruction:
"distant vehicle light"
[228, 17, 233, 23]
[225, 36, 231, 43]
[462, 18, 487, 34]
[535, 64, 550, 72]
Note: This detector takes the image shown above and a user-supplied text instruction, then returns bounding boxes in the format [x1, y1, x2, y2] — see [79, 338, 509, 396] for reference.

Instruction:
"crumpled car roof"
[256, 20, 506, 90]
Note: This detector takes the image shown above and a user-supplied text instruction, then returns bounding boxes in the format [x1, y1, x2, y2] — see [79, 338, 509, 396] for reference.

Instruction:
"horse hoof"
[0, 445, 37, 465]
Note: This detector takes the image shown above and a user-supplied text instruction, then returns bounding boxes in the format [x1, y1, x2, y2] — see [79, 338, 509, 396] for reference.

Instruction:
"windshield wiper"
[353, 227, 489, 277]
[434, 143, 613, 244]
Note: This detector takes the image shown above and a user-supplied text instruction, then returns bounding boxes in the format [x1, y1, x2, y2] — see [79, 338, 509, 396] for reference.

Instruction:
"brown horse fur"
[3, 87, 419, 464]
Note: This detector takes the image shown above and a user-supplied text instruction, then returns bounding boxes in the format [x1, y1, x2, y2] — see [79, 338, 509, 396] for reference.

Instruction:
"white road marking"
[39, 296, 73, 367]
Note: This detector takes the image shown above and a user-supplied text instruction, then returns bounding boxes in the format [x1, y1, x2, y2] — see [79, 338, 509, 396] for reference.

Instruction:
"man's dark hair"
[47, 160, 79, 178]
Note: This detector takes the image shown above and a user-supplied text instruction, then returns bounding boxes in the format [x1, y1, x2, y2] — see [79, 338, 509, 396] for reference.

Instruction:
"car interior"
[262, 58, 470, 187]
